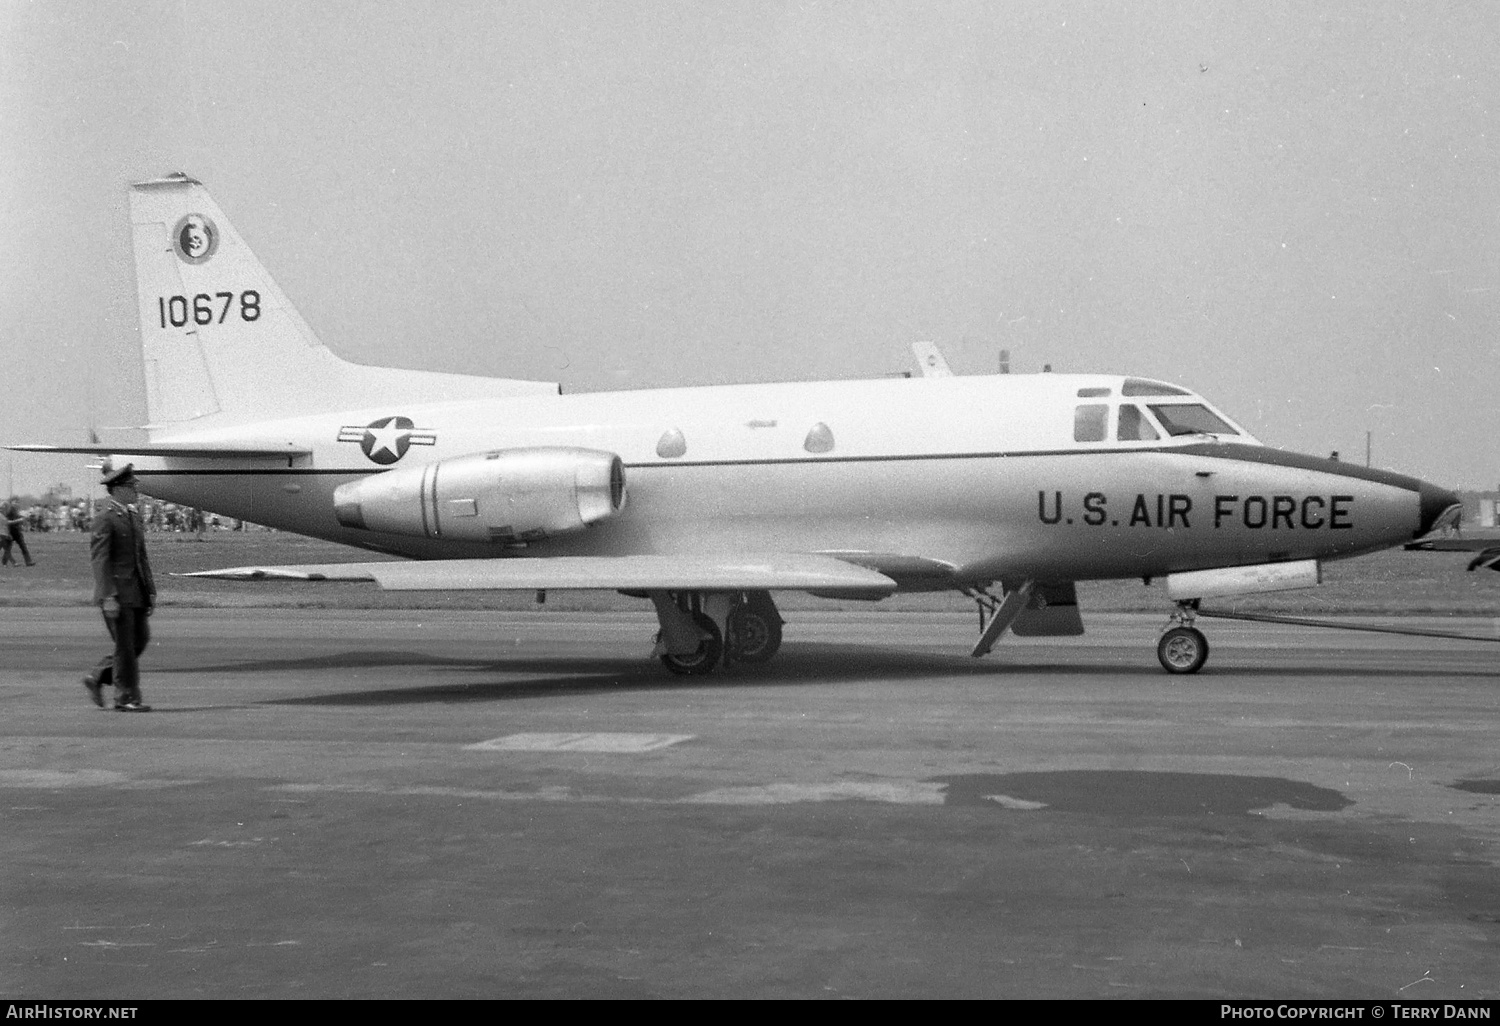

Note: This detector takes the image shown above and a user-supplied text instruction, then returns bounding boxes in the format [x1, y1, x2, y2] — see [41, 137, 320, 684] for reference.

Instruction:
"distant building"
[1458, 491, 1500, 528]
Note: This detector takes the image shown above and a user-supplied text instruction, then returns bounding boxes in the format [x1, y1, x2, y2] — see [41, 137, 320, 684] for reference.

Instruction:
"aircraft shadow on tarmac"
[1451, 778, 1500, 795]
[243, 644, 1054, 706]
[170, 637, 1497, 699]
[1219, 663, 1500, 680]
[931, 770, 1354, 817]
[160, 640, 1500, 708]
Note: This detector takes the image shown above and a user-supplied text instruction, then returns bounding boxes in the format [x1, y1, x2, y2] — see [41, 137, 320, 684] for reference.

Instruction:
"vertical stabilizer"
[128, 173, 557, 432]
[910, 341, 954, 378]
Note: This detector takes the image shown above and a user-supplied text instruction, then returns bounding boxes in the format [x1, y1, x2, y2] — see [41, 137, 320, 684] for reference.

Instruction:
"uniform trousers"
[5, 530, 31, 565]
[93, 604, 150, 703]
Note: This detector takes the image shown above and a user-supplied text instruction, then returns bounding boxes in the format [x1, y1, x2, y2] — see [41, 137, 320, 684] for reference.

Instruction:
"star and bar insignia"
[337, 416, 437, 465]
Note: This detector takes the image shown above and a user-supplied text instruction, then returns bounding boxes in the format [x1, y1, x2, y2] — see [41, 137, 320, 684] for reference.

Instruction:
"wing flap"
[180, 553, 900, 593]
[815, 551, 958, 589]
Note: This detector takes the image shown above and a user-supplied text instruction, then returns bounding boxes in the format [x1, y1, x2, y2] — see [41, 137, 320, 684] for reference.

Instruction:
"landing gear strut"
[966, 581, 1036, 657]
[1158, 599, 1209, 674]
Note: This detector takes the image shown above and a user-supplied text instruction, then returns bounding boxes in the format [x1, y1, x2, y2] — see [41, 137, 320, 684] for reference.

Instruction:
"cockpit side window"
[1073, 404, 1108, 442]
[1147, 403, 1237, 437]
[1117, 404, 1160, 441]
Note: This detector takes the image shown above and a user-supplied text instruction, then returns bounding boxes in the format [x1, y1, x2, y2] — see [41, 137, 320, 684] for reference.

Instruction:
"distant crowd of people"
[1, 497, 268, 537]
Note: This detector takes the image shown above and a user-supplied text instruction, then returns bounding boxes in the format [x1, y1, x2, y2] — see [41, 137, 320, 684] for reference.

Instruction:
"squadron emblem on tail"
[172, 213, 218, 264]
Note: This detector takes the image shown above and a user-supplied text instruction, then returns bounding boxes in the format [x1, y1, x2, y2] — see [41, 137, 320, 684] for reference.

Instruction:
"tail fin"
[128, 173, 556, 431]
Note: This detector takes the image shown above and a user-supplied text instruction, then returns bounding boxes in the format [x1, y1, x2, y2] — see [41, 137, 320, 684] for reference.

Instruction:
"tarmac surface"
[2, 607, 1498, 999]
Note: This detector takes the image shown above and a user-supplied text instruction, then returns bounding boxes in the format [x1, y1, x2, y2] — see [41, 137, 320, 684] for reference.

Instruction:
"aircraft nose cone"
[1416, 480, 1462, 537]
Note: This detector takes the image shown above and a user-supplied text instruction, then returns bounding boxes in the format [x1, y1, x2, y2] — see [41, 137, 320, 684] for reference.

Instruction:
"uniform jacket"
[2, 500, 23, 538]
[90, 500, 156, 607]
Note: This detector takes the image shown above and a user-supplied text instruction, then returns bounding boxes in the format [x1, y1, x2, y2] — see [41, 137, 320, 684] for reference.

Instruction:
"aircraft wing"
[178, 553, 901, 593]
[7, 442, 312, 458]
[1404, 536, 1500, 572]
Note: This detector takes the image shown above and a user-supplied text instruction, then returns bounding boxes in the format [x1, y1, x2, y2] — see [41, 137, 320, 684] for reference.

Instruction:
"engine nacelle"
[333, 447, 625, 542]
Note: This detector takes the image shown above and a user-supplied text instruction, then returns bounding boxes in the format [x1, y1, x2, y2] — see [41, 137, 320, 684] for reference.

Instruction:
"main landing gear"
[1158, 599, 1209, 674]
[649, 590, 784, 675]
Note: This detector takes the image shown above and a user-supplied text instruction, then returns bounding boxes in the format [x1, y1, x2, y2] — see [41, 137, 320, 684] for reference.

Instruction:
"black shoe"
[114, 701, 151, 712]
[82, 675, 105, 708]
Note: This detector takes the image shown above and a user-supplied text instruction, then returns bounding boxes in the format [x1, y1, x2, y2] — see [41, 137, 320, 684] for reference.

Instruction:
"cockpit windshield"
[1117, 404, 1159, 441]
[1147, 403, 1238, 437]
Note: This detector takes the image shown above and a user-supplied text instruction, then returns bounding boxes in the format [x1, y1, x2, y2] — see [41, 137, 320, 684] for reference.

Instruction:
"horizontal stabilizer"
[7, 442, 311, 458]
[1468, 550, 1500, 572]
[1403, 538, 1500, 552]
[178, 553, 900, 593]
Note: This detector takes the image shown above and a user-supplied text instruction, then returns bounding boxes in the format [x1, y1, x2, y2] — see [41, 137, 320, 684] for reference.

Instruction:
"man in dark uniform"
[83, 465, 155, 711]
[2, 495, 34, 566]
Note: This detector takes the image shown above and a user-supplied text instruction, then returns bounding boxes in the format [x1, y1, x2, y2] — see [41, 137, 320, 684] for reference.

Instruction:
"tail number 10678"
[157, 290, 261, 328]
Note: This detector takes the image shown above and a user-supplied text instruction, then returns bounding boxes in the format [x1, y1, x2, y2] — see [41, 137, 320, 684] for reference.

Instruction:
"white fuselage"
[129, 372, 1432, 588]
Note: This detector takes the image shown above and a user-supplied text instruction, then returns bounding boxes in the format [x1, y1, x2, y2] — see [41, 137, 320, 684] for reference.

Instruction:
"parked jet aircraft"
[1405, 535, 1500, 571]
[11, 174, 1462, 674]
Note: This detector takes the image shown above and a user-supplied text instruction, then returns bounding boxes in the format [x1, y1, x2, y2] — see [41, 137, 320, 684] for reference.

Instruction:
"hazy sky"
[3, 0, 1498, 497]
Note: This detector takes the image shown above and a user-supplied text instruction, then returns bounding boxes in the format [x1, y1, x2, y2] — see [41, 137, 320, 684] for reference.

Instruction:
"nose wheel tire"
[1158, 626, 1209, 674]
[660, 612, 724, 676]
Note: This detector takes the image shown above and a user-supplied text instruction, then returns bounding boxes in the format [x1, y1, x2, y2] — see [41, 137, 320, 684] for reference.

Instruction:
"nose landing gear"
[1158, 599, 1209, 674]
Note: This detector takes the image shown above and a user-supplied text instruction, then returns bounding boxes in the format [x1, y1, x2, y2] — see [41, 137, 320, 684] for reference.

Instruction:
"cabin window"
[1117, 404, 1160, 441]
[1073, 404, 1108, 442]
[656, 428, 687, 458]
[1122, 378, 1192, 396]
[1147, 403, 1237, 437]
[803, 422, 835, 453]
